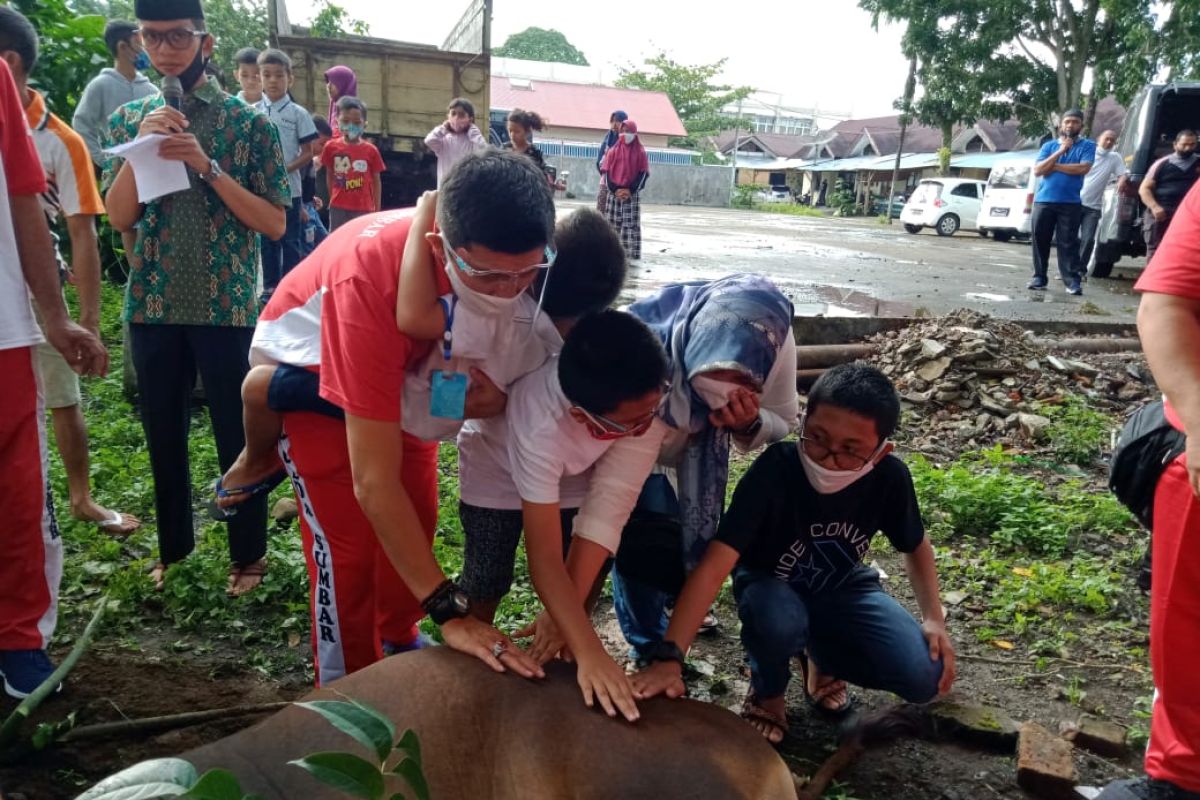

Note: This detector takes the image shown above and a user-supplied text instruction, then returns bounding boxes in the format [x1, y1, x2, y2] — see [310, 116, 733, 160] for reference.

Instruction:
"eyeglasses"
[139, 28, 207, 51]
[444, 242, 556, 285]
[574, 383, 672, 440]
[798, 432, 885, 471]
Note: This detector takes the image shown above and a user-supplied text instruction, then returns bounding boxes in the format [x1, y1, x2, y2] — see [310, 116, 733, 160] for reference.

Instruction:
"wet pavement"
[566, 201, 1143, 323]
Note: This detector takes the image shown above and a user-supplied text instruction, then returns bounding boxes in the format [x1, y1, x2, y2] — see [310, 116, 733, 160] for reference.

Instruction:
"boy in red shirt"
[321, 95, 384, 230]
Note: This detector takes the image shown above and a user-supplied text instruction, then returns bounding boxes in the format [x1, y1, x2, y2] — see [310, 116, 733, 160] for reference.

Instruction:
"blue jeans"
[612, 568, 672, 659]
[301, 200, 328, 257]
[734, 566, 942, 702]
[261, 197, 303, 297]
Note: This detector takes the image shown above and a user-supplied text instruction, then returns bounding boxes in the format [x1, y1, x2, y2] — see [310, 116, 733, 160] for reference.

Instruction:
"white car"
[900, 178, 987, 236]
[976, 157, 1040, 241]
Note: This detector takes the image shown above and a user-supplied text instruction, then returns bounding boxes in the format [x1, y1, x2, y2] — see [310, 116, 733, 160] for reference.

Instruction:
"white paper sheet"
[103, 134, 192, 203]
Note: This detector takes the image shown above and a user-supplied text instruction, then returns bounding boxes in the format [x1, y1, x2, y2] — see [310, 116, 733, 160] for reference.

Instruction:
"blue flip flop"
[206, 471, 287, 521]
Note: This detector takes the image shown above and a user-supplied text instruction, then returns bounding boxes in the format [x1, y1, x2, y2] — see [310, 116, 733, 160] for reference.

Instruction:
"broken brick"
[1017, 722, 1078, 799]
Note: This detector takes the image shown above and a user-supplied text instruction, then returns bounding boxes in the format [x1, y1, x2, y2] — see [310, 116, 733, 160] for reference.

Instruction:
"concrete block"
[1018, 722, 1079, 799]
[928, 701, 1020, 752]
[1062, 715, 1129, 759]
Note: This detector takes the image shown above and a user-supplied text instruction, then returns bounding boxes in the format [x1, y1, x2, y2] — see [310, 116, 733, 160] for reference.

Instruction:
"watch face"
[451, 591, 470, 614]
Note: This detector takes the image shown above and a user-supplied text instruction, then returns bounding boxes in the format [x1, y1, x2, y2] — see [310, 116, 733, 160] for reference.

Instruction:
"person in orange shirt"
[0, 6, 140, 535]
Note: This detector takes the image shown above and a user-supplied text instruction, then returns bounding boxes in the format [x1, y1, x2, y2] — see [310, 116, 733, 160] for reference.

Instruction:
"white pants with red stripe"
[0, 346, 62, 651]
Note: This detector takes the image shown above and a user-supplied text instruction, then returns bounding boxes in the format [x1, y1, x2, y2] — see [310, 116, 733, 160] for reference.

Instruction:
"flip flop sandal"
[740, 690, 789, 745]
[149, 561, 166, 593]
[797, 656, 857, 719]
[697, 606, 720, 635]
[227, 558, 268, 597]
[206, 471, 287, 521]
[94, 509, 141, 535]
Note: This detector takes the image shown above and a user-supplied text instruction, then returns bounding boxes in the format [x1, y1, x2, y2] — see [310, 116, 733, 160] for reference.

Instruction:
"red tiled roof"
[490, 76, 687, 137]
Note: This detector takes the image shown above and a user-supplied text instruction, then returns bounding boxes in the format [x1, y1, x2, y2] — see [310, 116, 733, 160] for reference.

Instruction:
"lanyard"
[438, 296, 458, 361]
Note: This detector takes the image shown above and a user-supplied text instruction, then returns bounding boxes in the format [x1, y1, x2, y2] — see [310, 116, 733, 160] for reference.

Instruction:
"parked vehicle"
[900, 178, 986, 236]
[976, 153, 1041, 242]
[1092, 81, 1200, 277]
[757, 185, 792, 203]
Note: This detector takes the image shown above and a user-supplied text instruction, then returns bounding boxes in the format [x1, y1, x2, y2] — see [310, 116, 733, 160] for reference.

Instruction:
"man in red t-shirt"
[0, 56, 106, 698]
[321, 96, 384, 231]
[1099, 180, 1200, 798]
[257, 151, 553, 685]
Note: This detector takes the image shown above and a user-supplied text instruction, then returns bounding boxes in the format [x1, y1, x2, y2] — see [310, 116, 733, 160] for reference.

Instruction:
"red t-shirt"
[1134, 179, 1200, 431]
[320, 138, 386, 212]
[254, 209, 450, 422]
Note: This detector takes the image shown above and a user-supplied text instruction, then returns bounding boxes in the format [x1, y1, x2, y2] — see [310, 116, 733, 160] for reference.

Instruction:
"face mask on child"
[133, 50, 151, 71]
[623, 132, 636, 144]
[689, 375, 742, 410]
[342, 123, 364, 141]
[445, 248, 527, 316]
[798, 446, 878, 495]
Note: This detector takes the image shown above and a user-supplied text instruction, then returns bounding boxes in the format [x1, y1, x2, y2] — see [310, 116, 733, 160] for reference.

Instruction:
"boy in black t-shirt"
[632, 363, 957, 744]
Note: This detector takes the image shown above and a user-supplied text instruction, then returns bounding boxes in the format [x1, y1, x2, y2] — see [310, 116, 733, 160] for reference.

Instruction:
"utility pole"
[729, 97, 743, 206]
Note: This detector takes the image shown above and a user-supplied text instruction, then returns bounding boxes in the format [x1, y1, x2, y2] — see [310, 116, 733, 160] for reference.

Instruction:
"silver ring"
[491, 640, 507, 659]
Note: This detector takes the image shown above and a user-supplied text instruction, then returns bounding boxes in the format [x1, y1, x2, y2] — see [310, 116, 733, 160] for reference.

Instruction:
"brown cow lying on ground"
[181, 647, 800, 799]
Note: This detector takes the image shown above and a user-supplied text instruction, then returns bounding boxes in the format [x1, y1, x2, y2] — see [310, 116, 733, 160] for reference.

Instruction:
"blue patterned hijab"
[627, 274, 793, 569]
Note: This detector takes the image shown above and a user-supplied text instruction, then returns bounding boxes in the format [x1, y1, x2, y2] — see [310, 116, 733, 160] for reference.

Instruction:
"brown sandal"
[227, 557, 268, 597]
[741, 691, 789, 745]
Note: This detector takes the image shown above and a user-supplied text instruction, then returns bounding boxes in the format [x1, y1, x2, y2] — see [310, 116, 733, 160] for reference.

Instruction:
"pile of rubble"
[866, 310, 1153, 454]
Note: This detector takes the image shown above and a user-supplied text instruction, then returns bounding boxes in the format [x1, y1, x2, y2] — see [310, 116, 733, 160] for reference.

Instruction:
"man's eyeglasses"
[574, 383, 672, 440]
[139, 28, 207, 51]
[444, 242, 556, 285]
[798, 431, 885, 471]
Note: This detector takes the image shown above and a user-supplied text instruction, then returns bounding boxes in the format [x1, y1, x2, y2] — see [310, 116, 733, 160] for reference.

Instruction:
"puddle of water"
[964, 292, 1013, 302]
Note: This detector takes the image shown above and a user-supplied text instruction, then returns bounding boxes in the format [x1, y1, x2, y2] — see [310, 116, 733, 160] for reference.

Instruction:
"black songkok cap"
[134, 0, 205, 20]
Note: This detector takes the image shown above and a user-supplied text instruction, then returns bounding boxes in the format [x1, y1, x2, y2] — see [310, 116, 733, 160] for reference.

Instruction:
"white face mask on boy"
[798, 447, 878, 494]
[444, 247, 527, 316]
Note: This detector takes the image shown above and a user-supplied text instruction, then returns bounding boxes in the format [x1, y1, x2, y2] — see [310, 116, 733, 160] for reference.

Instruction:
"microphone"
[162, 75, 183, 110]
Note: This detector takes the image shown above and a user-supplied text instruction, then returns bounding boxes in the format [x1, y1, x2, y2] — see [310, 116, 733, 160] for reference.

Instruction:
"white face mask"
[798, 443, 877, 495]
[444, 252, 526, 316]
[690, 375, 742, 410]
[623, 132, 635, 144]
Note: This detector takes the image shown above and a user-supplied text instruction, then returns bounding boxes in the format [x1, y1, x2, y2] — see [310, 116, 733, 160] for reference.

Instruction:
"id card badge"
[430, 370, 468, 419]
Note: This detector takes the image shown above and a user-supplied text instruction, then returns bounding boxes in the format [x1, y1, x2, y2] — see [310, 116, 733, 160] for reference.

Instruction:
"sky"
[282, 0, 912, 119]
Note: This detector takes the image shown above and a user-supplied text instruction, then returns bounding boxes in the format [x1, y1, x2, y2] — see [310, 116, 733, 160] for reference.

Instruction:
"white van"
[977, 154, 1041, 241]
[899, 178, 987, 236]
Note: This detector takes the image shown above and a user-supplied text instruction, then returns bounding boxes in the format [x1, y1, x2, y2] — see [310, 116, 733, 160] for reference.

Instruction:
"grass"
[751, 203, 826, 218]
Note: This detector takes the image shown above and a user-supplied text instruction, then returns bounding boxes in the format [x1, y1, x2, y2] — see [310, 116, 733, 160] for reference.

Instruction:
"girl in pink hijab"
[600, 119, 650, 260]
[324, 66, 357, 136]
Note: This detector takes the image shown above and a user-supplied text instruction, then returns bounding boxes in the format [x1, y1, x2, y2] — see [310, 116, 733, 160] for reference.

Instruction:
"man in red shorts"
[0, 57, 107, 698]
[1099, 180, 1200, 800]
[255, 150, 551, 685]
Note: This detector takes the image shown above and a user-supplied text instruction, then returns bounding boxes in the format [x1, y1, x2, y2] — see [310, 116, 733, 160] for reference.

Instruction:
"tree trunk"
[940, 122, 953, 176]
[887, 53, 918, 225]
[1083, 84, 1099, 137]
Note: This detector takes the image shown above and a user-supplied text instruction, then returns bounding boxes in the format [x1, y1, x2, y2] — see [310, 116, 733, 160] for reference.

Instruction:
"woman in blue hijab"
[611, 274, 799, 657]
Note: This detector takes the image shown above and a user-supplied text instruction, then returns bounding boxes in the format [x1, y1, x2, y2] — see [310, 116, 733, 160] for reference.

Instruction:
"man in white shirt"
[1080, 129, 1127, 273]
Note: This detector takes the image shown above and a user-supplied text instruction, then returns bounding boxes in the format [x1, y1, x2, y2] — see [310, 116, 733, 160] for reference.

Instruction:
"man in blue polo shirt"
[1028, 108, 1095, 296]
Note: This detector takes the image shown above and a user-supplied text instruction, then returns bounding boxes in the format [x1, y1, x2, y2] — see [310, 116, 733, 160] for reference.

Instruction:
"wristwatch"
[421, 580, 471, 625]
[647, 640, 686, 667]
[197, 158, 224, 183]
[735, 414, 764, 438]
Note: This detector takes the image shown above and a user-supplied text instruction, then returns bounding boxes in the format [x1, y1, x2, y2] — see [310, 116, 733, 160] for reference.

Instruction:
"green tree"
[308, 0, 369, 39]
[616, 53, 753, 148]
[5, 0, 108, 119]
[494, 27, 588, 65]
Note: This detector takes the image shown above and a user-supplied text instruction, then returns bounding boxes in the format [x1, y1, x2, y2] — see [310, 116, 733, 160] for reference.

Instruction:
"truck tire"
[1091, 259, 1115, 278]
[993, 231, 1013, 242]
[1091, 241, 1119, 278]
[903, 224, 922, 234]
[936, 214, 960, 236]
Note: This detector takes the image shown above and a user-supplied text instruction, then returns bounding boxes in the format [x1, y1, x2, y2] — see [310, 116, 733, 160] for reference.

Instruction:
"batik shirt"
[104, 76, 290, 327]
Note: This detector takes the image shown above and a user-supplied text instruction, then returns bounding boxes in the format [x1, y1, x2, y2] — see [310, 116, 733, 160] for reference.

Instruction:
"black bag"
[1108, 400, 1186, 529]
